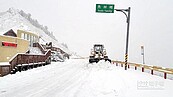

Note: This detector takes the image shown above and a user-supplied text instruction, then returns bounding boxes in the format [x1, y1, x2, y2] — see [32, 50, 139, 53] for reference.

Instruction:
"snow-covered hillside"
[0, 59, 172, 97]
[0, 8, 71, 54]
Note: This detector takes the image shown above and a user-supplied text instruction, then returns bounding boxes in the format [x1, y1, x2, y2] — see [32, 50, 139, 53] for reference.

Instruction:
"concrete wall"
[0, 65, 10, 76]
[17, 30, 39, 47]
[0, 30, 40, 62]
[0, 35, 29, 62]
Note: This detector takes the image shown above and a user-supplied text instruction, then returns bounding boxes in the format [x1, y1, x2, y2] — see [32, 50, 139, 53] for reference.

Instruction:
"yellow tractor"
[89, 44, 111, 63]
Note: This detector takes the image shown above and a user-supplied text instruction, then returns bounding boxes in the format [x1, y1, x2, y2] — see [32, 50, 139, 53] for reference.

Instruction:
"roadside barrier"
[112, 61, 173, 80]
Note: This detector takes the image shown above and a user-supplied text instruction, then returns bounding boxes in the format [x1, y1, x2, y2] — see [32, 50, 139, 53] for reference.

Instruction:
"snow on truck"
[89, 44, 111, 63]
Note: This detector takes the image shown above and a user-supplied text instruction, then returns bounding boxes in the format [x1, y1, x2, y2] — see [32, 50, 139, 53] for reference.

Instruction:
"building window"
[34, 36, 36, 42]
[24, 33, 25, 39]
[27, 34, 30, 41]
[30, 35, 33, 47]
[21, 33, 24, 39]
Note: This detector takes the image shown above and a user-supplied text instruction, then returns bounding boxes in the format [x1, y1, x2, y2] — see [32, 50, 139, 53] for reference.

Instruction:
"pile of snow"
[0, 8, 71, 55]
[0, 59, 172, 97]
[70, 53, 85, 59]
[29, 47, 43, 55]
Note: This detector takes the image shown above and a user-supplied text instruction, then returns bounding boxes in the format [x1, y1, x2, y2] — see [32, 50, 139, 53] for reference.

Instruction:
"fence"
[0, 42, 51, 77]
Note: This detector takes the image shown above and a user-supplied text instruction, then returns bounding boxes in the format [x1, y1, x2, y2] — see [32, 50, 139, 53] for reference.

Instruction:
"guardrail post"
[135, 66, 137, 70]
[142, 67, 144, 72]
[116, 63, 118, 66]
[151, 69, 153, 75]
[128, 65, 130, 68]
[164, 72, 167, 79]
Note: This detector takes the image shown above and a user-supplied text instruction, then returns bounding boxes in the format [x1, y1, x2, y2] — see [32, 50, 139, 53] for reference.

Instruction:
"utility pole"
[115, 7, 131, 70]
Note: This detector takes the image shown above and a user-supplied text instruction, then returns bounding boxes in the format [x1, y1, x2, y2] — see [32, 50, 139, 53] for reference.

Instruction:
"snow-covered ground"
[0, 59, 173, 97]
[29, 47, 43, 55]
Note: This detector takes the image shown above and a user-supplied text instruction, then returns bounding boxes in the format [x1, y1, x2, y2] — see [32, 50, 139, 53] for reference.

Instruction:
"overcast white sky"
[0, 0, 173, 67]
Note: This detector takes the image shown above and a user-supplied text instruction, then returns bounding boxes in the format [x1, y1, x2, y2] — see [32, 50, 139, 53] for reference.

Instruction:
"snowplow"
[89, 44, 111, 63]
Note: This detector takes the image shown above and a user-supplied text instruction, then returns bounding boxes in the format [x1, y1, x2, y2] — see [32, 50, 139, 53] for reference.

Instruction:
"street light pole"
[115, 7, 131, 70]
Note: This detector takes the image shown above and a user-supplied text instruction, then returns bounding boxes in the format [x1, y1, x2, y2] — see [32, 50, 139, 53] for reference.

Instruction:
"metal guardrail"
[112, 61, 173, 79]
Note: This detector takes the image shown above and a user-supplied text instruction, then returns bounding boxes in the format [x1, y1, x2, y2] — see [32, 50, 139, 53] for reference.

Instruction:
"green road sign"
[96, 4, 114, 13]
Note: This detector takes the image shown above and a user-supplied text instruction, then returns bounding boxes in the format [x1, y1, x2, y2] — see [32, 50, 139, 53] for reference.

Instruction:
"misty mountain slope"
[0, 8, 38, 34]
[0, 8, 71, 54]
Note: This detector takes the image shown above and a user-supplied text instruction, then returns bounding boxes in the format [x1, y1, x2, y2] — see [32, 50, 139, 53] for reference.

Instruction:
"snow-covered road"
[0, 59, 173, 97]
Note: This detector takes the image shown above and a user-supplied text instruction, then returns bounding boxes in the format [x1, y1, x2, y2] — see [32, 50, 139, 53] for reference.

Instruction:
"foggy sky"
[0, 0, 173, 68]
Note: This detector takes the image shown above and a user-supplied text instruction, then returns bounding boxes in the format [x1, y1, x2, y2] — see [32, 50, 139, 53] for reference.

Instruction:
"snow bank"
[29, 47, 43, 55]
